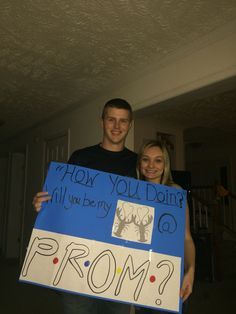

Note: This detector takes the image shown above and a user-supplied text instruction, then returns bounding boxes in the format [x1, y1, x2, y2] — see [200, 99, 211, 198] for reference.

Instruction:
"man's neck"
[100, 140, 125, 152]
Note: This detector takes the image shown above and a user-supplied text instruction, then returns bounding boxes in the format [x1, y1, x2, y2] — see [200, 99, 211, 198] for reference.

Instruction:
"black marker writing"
[109, 175, 141, 200]
[146, 184, 184, 208]
[57, 164, 99, 188]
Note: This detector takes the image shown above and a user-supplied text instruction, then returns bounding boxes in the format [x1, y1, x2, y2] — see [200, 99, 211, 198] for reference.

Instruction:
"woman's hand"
[32, 191, 51, 212]
[180, 268, 194, 302]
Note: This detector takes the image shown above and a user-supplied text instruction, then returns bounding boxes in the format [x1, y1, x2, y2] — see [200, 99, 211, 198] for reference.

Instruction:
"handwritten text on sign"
[19, 162, 186, 313]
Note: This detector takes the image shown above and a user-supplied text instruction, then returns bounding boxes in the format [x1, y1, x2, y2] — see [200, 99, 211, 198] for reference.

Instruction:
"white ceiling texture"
[1, 0, 236, 144]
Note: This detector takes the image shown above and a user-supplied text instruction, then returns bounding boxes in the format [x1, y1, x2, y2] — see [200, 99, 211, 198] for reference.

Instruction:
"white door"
[3, 152, 26, 259]
[0, 157, 8, 252]
[44, 131, 69, 179]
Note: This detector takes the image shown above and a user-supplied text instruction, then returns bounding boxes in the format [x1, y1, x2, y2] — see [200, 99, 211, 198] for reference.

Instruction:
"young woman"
[136, 140, 195, 313]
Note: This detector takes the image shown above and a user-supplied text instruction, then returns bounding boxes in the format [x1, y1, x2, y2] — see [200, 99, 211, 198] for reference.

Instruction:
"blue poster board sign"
[20, 162, 186, 313]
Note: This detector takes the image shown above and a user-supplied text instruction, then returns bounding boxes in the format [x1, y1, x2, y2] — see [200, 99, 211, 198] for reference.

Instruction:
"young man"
[33, 98, 137, 314]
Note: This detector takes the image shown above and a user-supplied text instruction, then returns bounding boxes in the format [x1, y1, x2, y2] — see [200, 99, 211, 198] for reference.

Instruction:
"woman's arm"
[180, 202, 196, 302]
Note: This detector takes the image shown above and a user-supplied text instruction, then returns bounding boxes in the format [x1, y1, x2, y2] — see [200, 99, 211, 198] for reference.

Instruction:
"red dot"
[150, 275, 156, 283]
[53, 257, 59, 264]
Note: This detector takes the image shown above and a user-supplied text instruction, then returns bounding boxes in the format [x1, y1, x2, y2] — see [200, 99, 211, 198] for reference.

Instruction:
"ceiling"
[1, 0, 236, 143]
[135, 75, 236, 144]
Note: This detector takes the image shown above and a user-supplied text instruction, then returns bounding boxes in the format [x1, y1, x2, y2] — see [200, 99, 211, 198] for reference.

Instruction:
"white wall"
[134, 117, 185, 170]
[186, 137, 236, 231]
[186, 138, 236, 187]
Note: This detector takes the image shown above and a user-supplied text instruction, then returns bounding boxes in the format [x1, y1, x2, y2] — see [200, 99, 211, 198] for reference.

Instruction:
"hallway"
[1, 238, 236, 314]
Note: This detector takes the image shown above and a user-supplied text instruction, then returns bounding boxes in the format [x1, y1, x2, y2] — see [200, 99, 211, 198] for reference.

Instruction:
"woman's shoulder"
[169, 182, 182, 189]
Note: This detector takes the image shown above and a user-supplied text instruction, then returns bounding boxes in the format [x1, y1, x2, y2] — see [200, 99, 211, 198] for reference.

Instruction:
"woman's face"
[140, 146, 165, 183]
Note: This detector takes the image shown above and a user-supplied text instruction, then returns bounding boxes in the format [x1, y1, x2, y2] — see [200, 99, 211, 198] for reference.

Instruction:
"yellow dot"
[117, 267, 122, 274]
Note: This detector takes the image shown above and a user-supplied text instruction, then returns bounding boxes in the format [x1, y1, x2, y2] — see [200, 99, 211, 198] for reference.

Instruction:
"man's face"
[102, 107, 132, 149]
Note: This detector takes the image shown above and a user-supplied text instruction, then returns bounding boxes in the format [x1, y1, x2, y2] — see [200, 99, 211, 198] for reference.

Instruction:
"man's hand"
[32, 191, 51, 212]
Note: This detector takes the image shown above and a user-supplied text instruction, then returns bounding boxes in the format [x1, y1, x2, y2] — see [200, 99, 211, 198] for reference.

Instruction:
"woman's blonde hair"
[137, 140, 174, 186]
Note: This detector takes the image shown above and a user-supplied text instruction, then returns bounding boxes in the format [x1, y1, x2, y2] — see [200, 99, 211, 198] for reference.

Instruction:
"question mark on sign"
[155, 260, 174, 305]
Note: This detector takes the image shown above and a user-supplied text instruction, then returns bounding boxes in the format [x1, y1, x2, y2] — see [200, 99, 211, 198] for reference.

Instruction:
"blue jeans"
[61, 293, 131, 314]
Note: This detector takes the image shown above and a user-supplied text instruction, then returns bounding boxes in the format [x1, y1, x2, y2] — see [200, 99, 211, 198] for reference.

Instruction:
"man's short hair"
[102, 98, 133, 120]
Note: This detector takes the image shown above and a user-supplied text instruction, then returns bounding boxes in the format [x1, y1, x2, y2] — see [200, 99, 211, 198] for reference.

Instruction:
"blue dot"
[84, 260, 90, 267]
